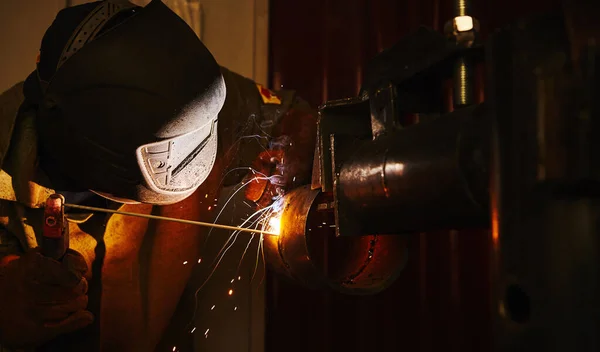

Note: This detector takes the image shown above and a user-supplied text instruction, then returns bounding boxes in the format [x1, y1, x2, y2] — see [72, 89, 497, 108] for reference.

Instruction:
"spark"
[183, 261, 188, 265]
[236, 198, 283, 280]
[211, 205, 274, 270]
[228, 289, 234, 296]
[191, 327, 196, 333]
[218, 167, 270, 188]
[256, 236, 268, 289]
[251, 235, 263, 283]
[208, 206, 212, 211]
[211, 305, 215, 310]
[187, 166, 287, 330]
[233, 205, 272, 277]
[203, 175, 280, 244]
[238, 134, 269, 141]
[236, 233, 256, 274]
[189, 204, 276, 327]
[172, 347, 176, 352]
[234, 306, 238, 311]
[248, 115, 273, 138]
[230, 279, 235, 283]
[205, 329, 210, 335]
[198, 258, 202, 263]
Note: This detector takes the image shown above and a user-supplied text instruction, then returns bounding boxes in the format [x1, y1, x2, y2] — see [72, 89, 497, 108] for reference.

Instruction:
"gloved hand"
[244, 105, 317, 209]
[0, 248, 93, 349]
[244, 147, 287, 208]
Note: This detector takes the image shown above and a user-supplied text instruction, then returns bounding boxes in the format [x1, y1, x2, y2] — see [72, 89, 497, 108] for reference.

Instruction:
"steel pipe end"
[264, 185, 408, 295]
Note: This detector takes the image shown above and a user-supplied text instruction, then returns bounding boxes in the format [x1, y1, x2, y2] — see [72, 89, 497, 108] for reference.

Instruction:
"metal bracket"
[370, 83, 400, 139]
[313, 97, 371, 192]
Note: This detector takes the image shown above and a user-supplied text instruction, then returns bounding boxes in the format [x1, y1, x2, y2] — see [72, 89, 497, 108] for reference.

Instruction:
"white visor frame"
[135, 119, 218, 196]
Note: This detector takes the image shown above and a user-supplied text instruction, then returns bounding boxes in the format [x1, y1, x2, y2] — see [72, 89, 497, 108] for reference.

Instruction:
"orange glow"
[228, 289, 233, 296]
[492, 206, 499, 247]
[490, 177, 500, 250]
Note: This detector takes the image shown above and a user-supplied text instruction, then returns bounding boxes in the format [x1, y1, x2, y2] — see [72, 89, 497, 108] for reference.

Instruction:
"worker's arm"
[0, 228, 91, 349]
[0, 194, 92, 351]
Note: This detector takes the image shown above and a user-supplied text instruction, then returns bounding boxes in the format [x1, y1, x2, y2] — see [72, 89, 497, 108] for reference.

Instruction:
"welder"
[0, 0, 316, 350]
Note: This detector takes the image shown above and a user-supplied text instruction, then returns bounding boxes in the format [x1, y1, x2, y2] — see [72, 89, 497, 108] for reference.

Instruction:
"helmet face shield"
[136, 119, 218, 196]
[33, 0, 228, 205]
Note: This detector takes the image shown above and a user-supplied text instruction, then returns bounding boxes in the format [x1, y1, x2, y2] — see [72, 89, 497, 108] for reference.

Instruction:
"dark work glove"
[244, 147, 287, 209]
[0, 248, 93, 349]
[244, 106, 318, 209]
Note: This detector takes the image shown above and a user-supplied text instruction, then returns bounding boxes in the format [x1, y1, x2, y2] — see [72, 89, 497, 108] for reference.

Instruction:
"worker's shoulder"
[0, 82, 25, 167]
[219, 66, 299, 127]
[219, 66, 295, 105]
[0, 82, 25, 117]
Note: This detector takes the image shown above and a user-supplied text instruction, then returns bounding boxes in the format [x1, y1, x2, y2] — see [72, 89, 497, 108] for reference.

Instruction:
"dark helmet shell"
[36, 0, 225, 203]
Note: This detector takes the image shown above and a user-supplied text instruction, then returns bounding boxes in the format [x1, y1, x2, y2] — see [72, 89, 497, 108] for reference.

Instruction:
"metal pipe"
[336, 103, 490, 235]
[263, 186, 408, 294]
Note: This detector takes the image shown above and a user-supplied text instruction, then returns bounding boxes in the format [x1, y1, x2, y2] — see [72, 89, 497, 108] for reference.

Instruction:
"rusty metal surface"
[264, 186, 408, 294]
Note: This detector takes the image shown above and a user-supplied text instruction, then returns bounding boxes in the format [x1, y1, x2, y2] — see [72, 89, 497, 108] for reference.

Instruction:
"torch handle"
[41, 194, 69, 260]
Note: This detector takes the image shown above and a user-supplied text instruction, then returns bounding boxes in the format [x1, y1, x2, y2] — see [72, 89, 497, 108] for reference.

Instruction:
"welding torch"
[41, 194, 69, 260]
[40, 193, 278, 254]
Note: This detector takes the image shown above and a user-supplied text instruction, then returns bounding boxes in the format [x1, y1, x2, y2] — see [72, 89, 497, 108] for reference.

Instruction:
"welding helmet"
[29, 0, 225, 205]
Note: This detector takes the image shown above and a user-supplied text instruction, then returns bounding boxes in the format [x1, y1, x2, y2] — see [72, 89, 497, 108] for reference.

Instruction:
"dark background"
[266, 0, 560, 351]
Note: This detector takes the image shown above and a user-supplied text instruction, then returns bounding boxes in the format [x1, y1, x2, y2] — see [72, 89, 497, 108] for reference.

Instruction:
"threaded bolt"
[454, 56, 474, 108]
[455, 0, 470, 17]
